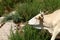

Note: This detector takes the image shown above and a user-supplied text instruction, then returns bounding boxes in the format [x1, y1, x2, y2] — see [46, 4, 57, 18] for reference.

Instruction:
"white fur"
[28, 9, 60, 40]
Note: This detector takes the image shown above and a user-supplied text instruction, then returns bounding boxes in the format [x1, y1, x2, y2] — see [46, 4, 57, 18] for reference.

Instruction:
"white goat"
[28, 9, 60, 40]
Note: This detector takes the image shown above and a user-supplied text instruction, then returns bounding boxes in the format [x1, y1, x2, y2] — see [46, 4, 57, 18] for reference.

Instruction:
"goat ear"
[40, 11, 44, 15]
[44, 11, 49, 15]
[40, 10, 49, 15]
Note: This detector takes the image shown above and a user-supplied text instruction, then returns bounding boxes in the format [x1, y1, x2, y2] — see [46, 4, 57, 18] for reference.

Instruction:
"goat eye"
[39, 16, 41, 19]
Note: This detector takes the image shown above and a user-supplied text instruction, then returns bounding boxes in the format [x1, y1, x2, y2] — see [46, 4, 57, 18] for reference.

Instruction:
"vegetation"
[0, 0, 24, 16]
[9, 25, 51, 40]
[0, 0, 60, 40]
[2, 0, 60, 23]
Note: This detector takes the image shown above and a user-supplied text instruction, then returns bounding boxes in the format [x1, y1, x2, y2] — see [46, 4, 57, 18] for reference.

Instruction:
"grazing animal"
[28, 9, 60, 40]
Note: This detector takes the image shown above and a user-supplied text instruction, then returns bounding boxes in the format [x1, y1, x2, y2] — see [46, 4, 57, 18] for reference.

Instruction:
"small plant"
[9, 26, 24, 40]
[9, 25, 51, 40]
[24, 25, 51, 40]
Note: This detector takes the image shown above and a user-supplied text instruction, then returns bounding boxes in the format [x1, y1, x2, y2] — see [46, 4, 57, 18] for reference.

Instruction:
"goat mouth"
[34, 27, 42, 29]
[29, 25, 42, 29]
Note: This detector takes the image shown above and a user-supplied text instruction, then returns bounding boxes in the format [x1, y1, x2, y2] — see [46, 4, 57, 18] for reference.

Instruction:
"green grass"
[2, 0, 60, 23]
[0, 0, 25, 16]
[9, 26, 24, 40]
[9, 25, 51, 40]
